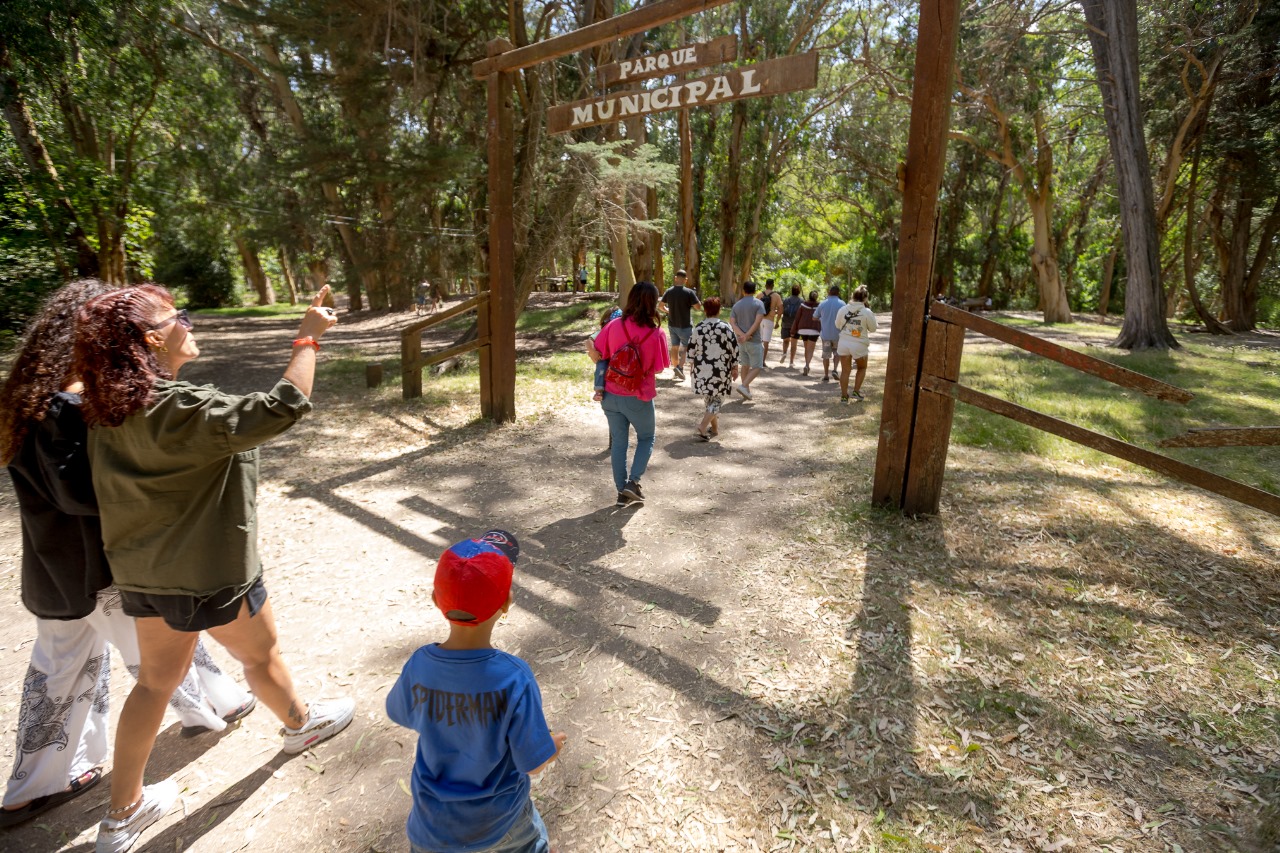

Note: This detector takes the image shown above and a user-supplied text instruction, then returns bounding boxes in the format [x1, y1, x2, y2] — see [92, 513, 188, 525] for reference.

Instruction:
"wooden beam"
[922, 375, 1280, 518]
[422, 337, 489, 368]
[903, 318, 966, 515]
[871, 0, 962, 509]
[486, 39, 517, 423]
[597, 35, 736, 87]
[550, 52, 819, 134]
[1157, 426, 1280, 448]
[401, 292, 488, 336]
[471, 0, 734, 79]
[929, 300, 1194, 403]
[401, 329, 422, 400]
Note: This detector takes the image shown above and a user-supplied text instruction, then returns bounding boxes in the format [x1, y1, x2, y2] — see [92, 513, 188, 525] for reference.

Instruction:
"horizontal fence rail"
[401, 293, 490, 400]
[929, 301, 1194, 403]
[920, 373, 1280, 517]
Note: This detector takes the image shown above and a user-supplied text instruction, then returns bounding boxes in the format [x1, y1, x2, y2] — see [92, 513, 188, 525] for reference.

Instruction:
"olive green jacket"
[88, 378, 311, 596]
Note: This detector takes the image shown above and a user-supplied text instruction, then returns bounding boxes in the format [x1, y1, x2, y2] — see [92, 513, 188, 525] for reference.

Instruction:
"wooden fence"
[400, 293, 490, 400]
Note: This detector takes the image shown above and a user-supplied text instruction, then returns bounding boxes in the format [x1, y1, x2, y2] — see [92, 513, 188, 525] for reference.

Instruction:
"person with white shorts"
[834, 284, 878, 402]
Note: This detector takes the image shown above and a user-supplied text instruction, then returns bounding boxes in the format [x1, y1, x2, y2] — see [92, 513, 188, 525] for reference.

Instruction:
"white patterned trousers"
[3, 588, 251, 806]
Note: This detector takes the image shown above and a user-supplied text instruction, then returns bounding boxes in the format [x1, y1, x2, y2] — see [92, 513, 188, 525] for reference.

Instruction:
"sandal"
[695, 431, 710, 442]
[0, 766, 102, 828]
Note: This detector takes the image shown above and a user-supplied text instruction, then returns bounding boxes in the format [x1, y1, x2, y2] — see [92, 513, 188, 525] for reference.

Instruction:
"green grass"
[952, 337, 1280, 491]
[191, 303, 308, 318]
[515, 302, 601, 334]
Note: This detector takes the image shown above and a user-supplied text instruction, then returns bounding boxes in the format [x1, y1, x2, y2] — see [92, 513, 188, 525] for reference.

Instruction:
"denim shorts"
[669, 326, 692, 346]
[411, 800, 549, 853]
[821, 338, 839, 359]
[738, 340, 764, 369]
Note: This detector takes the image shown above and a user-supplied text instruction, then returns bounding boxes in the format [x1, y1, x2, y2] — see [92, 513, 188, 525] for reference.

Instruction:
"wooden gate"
[468, 0, 817, 422]
[873, 0, 1280, 519]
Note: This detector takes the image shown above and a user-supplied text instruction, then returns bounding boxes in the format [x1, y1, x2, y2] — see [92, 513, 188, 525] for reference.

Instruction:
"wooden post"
[485, 39, 517, 423]
[366, 363, 383, 388]
[902, 317, 965, 514]
[871, 0, 961, 509]
[401, 333, 422, 399]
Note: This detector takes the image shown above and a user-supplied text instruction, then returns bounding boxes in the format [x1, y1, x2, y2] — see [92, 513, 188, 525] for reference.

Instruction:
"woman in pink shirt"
[592, 282, 670, 507]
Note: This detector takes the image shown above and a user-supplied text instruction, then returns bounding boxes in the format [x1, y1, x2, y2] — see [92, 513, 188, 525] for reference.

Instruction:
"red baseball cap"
[433, 530, 520, 626]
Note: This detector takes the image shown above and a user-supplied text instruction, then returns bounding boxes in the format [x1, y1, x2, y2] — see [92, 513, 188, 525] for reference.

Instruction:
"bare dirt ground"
[1, 299, 1278, 852]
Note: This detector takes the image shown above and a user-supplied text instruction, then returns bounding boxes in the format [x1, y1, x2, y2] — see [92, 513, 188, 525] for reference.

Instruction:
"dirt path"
[0, 313, 892, 852]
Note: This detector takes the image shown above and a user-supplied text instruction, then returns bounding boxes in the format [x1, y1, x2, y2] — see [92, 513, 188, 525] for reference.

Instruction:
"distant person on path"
[728, 280, 766, 400]
[75, 284, 354, 853]
[792, 291, 823, 375]
[658, 269, 701, 382]
[759, 279, 783, 364]
[593, 281, 670, 507]
[687, 297, 739, 441]
[0, 281, 252, 831]
[778, 284, 803, 367]
[834, 285, 878, 403]
[814, 285, 847, 383]
[577, 265, 588, 291]
[387, 530, 565, 853]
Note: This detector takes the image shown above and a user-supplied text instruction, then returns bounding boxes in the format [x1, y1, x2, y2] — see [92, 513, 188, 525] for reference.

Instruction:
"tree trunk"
[1098, 242, 1118, 316]
[1183, 145, 1233, 334]
[235, 236, 275, 305]
[977, 171, 1008, 299]
[718, 100, 747, 302]
[1027, 186, 1072, 322]
[278, 248, 300, 305]
[0, 38, 99, 277]
[678, 106, 698, 288]
[1081, 0, 1179, 349]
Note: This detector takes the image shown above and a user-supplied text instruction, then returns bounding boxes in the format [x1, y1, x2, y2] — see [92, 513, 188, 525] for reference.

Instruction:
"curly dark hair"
[73, 284, 175, 428]
[0, 279, 117, 464]
[622, 281, 660, 329]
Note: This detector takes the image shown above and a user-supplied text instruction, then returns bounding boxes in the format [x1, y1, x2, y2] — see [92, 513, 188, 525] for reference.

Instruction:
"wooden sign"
[549, 51, 819, 135]
[597, 35, 737, 87]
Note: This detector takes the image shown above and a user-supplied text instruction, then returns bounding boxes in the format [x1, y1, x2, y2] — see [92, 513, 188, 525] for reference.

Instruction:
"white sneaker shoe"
[95, 780, 178, 853]
[281, 698, 355, 754]
[736, 384, 752, 400]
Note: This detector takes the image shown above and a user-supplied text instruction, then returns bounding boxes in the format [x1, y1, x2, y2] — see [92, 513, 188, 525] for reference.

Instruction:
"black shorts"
[120, 577, 268, 632]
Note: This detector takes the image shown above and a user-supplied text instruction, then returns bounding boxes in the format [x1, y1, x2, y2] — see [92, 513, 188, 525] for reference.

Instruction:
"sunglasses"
[149, 309, 192, 332]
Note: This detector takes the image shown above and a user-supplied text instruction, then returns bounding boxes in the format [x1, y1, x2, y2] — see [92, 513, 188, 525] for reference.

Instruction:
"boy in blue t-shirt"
[387, 530, 566, 853]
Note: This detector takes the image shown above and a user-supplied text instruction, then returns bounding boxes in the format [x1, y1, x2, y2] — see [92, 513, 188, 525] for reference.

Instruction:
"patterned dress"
[689, 318, 739, 412]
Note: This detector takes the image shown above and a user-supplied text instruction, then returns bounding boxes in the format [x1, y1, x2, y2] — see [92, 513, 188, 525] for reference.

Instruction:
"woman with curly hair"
[0, 280, 253, 831]
[74, 283, 352, 853]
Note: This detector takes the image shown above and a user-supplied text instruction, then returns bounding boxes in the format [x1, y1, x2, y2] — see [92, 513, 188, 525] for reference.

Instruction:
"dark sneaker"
[615, 492, 631, 508]
[841, 395, 850, 403]
[852, 391, 865, 401]
[620, 480, 644, 503]
[822, 374, 830, 382]
[673, 366, 684, 380]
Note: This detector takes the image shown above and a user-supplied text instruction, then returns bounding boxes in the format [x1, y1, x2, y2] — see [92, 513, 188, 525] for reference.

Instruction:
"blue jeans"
[601, 393, 656, 492]
[411, 800, 549, 853]
[593, 358, 609, 391]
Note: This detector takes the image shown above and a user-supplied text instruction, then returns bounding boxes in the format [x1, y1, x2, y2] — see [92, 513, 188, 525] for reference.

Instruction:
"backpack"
[782, 295, 802, 321]
[605, 321, 656, 394]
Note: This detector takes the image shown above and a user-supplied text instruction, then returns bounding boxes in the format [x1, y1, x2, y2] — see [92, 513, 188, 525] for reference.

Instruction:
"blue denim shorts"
[411, 800, 549, 853]
[738, 340, 764, 369]
[669, 326, 692, 346]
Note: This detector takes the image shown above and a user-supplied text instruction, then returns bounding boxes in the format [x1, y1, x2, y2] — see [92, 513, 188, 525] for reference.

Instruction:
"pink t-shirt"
[594, 317, 670, 402]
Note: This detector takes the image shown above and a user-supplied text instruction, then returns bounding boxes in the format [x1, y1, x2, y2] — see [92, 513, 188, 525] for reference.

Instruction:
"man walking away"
[834, 285, 878, 402]
[728, 281, 766, 400]
[658, 269, 702, 382]
[814, 285, 846, 383]
[759, 279, 783, 364]
[778, 284, 803, 366]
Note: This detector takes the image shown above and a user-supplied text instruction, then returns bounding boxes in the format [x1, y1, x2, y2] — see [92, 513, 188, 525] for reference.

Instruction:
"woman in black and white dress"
[687, 297, 740, 441]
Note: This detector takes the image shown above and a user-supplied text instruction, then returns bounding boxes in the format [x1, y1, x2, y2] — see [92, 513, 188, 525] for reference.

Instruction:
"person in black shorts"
[658, 269, 702, 382]
[778, 284, 804, 367]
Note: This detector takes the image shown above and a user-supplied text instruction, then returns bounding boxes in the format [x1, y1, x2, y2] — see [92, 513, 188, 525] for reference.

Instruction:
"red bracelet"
[292, 337, 320, 351]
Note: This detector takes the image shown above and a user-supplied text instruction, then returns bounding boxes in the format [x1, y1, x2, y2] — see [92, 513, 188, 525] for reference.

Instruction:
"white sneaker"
[95, 780, 178, 853]
[281, 698, 355, 754]
[736, 384, 752, 400]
